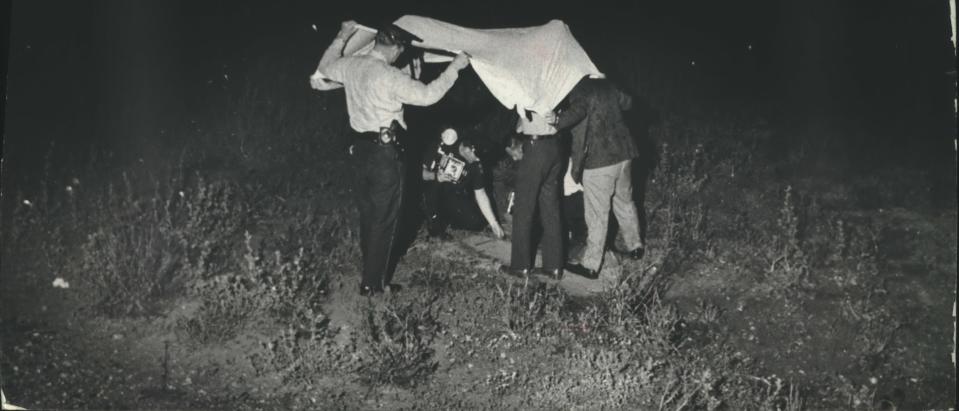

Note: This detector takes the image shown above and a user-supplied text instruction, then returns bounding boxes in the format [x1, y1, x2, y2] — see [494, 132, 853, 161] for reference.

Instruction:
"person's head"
[374, 25, 410, 63]
[457, 138, 481, 163]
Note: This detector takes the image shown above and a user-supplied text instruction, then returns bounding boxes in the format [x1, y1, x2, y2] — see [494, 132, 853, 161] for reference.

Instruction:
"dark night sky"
[2, 0, 956, 185]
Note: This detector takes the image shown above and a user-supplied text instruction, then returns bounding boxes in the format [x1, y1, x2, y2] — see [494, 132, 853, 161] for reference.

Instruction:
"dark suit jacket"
[554, 79, 640, 180]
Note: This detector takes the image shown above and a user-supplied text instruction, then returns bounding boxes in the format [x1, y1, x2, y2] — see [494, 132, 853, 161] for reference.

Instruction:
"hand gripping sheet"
[394, 15, 603, 114]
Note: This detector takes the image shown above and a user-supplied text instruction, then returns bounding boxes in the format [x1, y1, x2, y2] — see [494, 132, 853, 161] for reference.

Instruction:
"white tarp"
[394, 15, 603, 114]
[314, 16, 603, 115]
[2, 388, 27, 410]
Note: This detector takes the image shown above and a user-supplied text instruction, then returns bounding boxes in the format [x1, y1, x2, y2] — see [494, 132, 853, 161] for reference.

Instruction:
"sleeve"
[553, 94, 588, 131]
[322, 58, 349, 83]
[423, 143, 440, 170]
[316, 37, 348, 82]
[389, 65, 460, 107]
[468, 163, 486, 191]
[569, 120, 588, 182]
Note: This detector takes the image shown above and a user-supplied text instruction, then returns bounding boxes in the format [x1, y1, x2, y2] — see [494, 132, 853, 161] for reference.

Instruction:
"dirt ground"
[2, 200, 955, 410]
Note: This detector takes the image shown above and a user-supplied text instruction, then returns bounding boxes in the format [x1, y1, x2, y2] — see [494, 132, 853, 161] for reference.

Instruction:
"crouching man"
[422, 126, 505, 240]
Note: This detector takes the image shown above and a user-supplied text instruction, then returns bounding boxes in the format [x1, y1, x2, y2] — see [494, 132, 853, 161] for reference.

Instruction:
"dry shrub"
[357, 295, 441, 387]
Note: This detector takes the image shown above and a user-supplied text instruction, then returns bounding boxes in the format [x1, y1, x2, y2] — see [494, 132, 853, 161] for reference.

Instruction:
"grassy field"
[1, 65, 956, 410]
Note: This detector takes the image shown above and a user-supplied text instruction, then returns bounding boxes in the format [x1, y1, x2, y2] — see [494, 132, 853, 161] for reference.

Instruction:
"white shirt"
[319, 48, 460, 133]
[515, 109, 557, 136]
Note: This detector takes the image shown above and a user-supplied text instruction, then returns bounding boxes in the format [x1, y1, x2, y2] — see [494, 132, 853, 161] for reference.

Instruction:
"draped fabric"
[317, 16, 603, 115]
[394, 15, 603, 114]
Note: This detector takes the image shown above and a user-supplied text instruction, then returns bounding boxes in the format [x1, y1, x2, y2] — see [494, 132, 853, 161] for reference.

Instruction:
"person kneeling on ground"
[422, 126, 506, 240]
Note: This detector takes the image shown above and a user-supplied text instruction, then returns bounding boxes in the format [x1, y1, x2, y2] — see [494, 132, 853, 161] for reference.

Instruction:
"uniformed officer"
[500, 110, 565, 279]
[421, 126, 505, 240]
[311, 21, 471, 295]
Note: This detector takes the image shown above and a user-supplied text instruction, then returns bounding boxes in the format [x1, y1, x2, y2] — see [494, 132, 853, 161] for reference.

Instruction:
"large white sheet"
[394, 15, 603, 114]
[314, 16, 603, 115]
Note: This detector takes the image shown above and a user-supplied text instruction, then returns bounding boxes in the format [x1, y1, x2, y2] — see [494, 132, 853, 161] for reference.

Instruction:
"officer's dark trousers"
[351, 139, 405, 290]
[510, 138, 563, 270]
[423, 181, 485, 235]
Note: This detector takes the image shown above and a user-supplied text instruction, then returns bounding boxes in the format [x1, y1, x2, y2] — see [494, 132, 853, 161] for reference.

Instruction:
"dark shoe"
[533, 267, 563, 280]
[499, 264, 531, 278]
[613, 246, 646, 260]
[359, 285, 384, 297]
[564, 263, 598, 280]
[384, 283, 403, 294]
[626, 247, 645, 260]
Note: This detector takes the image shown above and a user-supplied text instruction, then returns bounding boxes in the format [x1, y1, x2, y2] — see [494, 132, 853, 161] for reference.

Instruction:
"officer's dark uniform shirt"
[424, 142, 486, 195]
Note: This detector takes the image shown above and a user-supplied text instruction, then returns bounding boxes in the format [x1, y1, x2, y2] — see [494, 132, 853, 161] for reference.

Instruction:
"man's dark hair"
[376, 24, 416, 47]
[458, 137, 489, 159]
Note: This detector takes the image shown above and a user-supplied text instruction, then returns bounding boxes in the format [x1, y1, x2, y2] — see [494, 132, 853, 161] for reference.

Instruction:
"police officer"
[422, 126, 505, 240]
[500, 110, 565, 279]
[312, 21, 471, 295]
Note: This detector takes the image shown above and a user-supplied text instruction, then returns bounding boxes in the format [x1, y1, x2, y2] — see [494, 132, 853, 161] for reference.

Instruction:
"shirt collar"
[369, 49, 390, 63]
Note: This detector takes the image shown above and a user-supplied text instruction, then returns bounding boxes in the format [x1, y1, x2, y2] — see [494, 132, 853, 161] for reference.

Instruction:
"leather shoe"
[626, 247, 645, 260]
[534, 267, 563, 280]
[385, 283, 403, 294]
[614, 246, 645, 260]
[564, 263, 598, 280]
[499, 264, 531, 278]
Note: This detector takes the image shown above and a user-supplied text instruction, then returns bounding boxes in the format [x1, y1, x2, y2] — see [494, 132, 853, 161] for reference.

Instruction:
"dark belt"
[521, 134, 559, 141]
[355, 121, 403, 146]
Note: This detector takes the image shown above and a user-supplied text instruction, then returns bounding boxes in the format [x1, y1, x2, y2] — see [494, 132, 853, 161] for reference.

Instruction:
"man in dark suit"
[550, 78, 646, 279]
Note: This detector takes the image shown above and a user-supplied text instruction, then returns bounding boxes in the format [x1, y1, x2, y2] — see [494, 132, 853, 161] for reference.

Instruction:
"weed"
[493, 280, 568, 344]
[79, 187, 182, 316]
[764, 185, 810, 289]
[249, 308, 346, 386]
[173, 174, 247, 283]
[356, 295, 440, 387]
[180, 231, 330, 344]
[745, 375, 804, 411]
[178, 274, 267, 344]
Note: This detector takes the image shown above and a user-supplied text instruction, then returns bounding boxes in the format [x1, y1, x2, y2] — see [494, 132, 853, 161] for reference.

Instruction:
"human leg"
[357, 144, 404, 291]
[422, 180, 448, 237]
[563, 192, 587, 246]
[580, 163, 618, 272]
[447, 194, 487, 232]
[611, 160, 644, 252]
[509, 141, 539, 270]
[537, 140, 564, 271]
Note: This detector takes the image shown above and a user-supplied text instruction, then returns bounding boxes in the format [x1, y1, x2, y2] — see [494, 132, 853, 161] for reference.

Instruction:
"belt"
[522, 134, 559, 141]
[355, 128, 401, 146]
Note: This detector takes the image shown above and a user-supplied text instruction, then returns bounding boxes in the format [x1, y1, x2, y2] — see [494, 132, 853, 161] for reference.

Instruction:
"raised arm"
[318, 21, 357, 73]
[310, 21, 357, 90]
[391, 53, 470, 107]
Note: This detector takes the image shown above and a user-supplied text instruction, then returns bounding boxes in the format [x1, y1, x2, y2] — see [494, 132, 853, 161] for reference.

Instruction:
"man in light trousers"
[550, 78, 645, 279]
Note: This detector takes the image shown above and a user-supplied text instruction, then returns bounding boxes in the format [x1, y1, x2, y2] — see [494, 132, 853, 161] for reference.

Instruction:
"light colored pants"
[580, 159, 643, 272]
